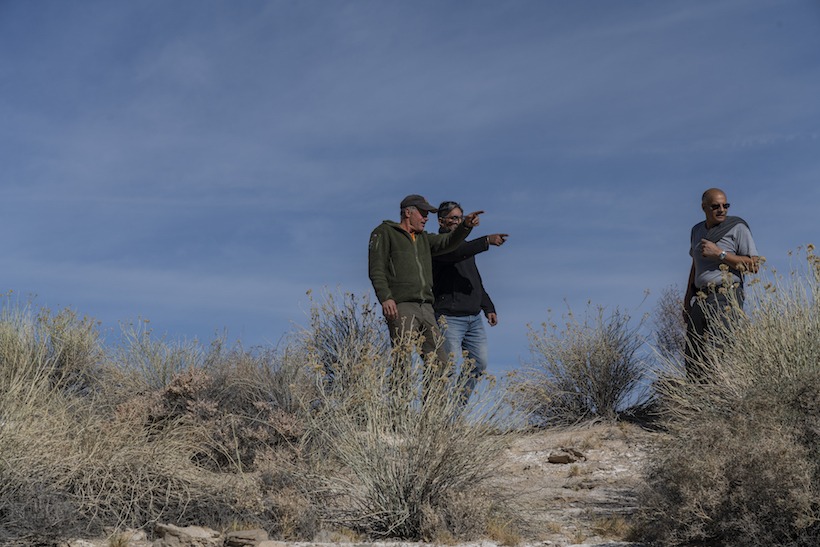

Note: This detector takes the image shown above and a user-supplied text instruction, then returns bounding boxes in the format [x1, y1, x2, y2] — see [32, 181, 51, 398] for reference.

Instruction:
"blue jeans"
[438, 314, 488, 403]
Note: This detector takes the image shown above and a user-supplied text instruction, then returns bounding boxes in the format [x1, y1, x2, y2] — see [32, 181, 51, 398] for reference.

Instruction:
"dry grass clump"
[639, 248, 820, 546]
[508, 304, 648, 426]
[299, 292, 516, 541]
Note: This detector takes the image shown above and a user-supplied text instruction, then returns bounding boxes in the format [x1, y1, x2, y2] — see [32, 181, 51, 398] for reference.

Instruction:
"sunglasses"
[709, 203, 731, 211]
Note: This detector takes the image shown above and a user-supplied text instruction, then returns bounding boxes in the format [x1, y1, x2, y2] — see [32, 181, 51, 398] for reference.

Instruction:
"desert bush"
[0, 303, 53, 408]
[0, 400, 264, 540]
[111, 333, 311, 474]
[299, 292, 515, 541]
[0, 302, 314, 542]
[113, 319, 206, 391]
[651, 284, 687, 367]
[508, 304, 648, 426]
[640, 248, 820, 546]
[303, 289, 390, 395]
[0, 303, 104, 404]
[0, 290, 523, 543]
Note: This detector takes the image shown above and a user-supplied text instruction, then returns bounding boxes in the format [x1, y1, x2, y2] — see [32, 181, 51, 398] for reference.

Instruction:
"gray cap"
[400, 194, 438, 212]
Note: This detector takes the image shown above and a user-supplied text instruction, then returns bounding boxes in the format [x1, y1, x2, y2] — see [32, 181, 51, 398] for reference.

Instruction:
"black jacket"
[432, 232, 495, 317]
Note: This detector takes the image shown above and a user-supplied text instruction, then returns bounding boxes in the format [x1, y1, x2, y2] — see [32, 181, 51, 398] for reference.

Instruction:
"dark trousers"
[385, 302, 449, 365]
[684, 285, 744, 380]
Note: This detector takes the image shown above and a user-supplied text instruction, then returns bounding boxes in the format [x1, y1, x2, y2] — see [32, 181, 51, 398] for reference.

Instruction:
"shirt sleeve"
[733, 224, 758, 257]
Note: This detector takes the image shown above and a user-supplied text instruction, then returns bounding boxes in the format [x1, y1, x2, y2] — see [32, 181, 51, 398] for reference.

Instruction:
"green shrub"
[640, 248, 820, 546]
[508, 305, 648, 426]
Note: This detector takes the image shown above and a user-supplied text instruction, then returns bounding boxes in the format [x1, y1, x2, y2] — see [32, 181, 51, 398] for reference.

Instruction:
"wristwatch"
[718, 251, 727, 261]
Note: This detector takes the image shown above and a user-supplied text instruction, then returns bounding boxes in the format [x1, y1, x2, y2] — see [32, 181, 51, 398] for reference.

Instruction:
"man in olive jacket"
[368, 194, 482, 366]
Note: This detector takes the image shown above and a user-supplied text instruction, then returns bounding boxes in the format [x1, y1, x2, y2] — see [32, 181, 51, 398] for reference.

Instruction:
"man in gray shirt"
[683, 188, 759, 378]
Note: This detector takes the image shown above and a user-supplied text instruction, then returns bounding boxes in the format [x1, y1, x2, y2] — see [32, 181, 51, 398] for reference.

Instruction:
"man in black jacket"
[433, 201, 508, 404]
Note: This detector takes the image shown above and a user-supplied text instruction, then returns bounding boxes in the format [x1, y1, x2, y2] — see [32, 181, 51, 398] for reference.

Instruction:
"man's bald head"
[702, 188, 727, 204]
[701, 188, 730, 227]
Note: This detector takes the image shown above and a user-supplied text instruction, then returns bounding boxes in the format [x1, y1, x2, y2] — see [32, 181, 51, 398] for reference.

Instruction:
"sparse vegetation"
[0, 292, 518, 544]
[591, 515, 632, 539]
[4, 249, 818, 546]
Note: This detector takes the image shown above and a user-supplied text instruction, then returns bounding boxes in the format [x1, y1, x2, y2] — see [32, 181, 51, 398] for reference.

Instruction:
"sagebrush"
[508, 304, 648, 426]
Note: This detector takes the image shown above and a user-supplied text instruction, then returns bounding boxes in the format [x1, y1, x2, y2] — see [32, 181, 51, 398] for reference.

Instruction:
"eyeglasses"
[709, 203, 731, 211]
[442, 215, 463, 223]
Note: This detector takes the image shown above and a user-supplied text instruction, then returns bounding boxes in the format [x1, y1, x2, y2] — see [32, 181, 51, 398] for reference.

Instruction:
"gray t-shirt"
[690, 221, 758, 288]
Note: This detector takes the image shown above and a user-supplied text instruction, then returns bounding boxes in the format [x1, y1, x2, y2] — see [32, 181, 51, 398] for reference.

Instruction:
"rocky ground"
[64, 422, 659, 547]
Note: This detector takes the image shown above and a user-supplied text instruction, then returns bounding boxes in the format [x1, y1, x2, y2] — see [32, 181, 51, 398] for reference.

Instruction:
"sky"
[2, 0, 819, 375]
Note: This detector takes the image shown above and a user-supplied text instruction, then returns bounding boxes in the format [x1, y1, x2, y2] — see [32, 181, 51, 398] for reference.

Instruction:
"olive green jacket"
[368, 220, 472, 305]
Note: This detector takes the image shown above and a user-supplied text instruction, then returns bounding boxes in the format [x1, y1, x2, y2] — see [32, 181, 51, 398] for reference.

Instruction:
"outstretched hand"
[488, 233, 509, 246]
[463, 210, 484, 228]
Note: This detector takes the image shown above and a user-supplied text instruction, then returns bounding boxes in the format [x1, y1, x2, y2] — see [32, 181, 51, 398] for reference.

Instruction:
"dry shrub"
[651, 284, 687, 368]
[114, 341, 309, 473]
[0, 302, 314, 542]
[1, 290, 524, 544]
[508, 304, 648, 426]
[304, 289, 390, 395]
[299, 292, 515, 541]
[0, 304, 104, 405]
[486, 513, 523, 546]
[253, 447, 318, 540]
[1, 403, 264, 539]
[640, 248, 820, 546]
[592, 515, 632, 539]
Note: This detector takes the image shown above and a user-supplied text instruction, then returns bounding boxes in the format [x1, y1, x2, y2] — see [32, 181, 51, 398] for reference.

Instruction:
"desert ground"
[65, 422, 656, 547]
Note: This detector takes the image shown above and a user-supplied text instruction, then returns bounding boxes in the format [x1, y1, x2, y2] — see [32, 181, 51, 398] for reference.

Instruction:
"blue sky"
[2, 0, 819, 374]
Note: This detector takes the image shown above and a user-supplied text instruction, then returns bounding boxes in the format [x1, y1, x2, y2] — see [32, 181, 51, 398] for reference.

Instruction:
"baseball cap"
[400, 194, 438, 212]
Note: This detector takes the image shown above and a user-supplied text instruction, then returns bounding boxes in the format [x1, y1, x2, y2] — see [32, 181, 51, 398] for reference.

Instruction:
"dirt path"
[495, 422, 658, 546]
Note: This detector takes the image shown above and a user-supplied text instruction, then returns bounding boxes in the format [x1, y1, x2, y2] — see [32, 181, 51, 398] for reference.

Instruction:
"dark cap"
[400, 194, 438, 213]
